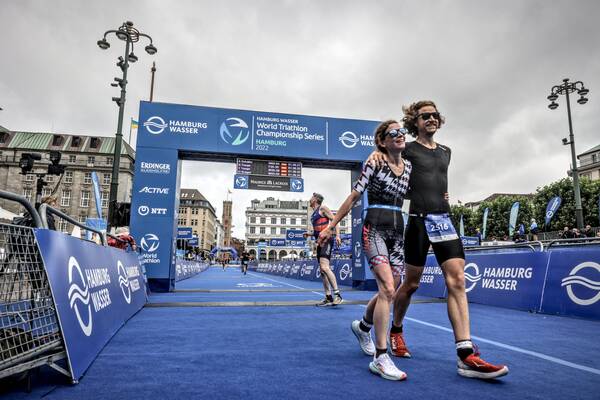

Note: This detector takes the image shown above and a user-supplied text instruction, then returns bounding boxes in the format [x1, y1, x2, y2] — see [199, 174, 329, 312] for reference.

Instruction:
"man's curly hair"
[374, 119, 399, 154]
[402, 100, 445, 137]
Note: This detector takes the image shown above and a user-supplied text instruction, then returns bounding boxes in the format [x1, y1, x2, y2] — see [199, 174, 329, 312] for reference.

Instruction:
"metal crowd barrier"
[0, 190, 69, 384]
[38, 204, 107, 246]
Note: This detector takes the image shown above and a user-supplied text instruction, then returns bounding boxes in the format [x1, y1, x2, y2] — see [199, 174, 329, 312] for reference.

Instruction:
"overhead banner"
[482, 207, 489, 240]
[177, 226, 193, 239]
[544, 196, 562, 226]
[508, 202, 520, 237]
[34, 229, 147, 381]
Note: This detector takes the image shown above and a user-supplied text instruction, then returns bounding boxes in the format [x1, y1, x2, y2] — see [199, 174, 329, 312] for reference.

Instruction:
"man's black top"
[241, 252, 250, 262]
[402, 141, 451, 214]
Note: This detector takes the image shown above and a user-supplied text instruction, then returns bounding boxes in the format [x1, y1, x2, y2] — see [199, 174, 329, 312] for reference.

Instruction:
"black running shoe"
[316, 297, 333, 307]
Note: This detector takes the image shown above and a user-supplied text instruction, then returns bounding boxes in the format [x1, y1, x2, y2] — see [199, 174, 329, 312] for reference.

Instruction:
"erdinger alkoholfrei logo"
[140, 233, 160, 252]
[339, 263, 352, 280]
[220, 117, 250, 145]
[117, 260, 131, 304]
[561, 261, 600, 306]
[464, 262, 482, 293]
[68, 256, 93, 336]
[143, 116, 168, 135]
[339, 131, 359, 149]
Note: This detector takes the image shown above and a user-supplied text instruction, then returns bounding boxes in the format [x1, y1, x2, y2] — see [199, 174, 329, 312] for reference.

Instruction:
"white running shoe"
[369, 353, 407, 381]
[351, 320, 375, 356]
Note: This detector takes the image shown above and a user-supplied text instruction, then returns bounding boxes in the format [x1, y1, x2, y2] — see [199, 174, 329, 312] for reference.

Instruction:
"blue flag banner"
[459, 214, 465, 237]
[509, 202, 520, 237]
[482, 207, 489, 240]
[90, 172, 102, 219]
[544, 196, 562, 226]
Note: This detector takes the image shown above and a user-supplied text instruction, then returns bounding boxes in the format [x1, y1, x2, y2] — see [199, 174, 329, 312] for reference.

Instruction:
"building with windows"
[177, 189, 217, 252]
[245, 197, 351, 260]
[222, 200, 232, 247]
[577, 144, 600, 181]
[0, 128, 134, 232]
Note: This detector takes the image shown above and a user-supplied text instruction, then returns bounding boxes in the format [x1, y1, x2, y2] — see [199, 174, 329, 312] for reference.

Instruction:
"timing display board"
[236, 158, 302, 177]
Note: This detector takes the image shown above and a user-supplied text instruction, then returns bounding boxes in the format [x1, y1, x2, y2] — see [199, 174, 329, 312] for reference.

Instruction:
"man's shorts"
[316, 240, 333, 260]
[404, 215, 465, 267]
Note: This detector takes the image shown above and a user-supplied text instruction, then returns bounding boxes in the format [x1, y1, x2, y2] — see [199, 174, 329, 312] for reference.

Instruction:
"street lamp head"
[128, 52, 138, 63]
[562, 138, 569, 145]
[97, 39, 110, 50]
[577, 96, 588, 105]
[145, 44, 158, 55]
[547, 93, 558, 102]
[578, 87, 589, 96]
[116, 30, 129, 41]
[548, 102, 559, 110]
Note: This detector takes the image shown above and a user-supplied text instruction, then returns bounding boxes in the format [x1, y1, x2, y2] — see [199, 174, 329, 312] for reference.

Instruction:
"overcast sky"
[2, 1, 599, 238]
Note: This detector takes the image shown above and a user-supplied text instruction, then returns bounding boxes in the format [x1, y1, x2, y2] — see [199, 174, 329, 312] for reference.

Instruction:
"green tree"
[472, 195, 533, 239]
[449, 205, 476, 235]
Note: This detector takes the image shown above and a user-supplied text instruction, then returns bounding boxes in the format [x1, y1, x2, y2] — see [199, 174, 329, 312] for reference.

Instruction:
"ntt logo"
[143, 116, 168, 135]
[339, 131, 359, 148]
[561, 261, 600, 306]
[464, 262, 482, 293]
[68, 257, 93, 336]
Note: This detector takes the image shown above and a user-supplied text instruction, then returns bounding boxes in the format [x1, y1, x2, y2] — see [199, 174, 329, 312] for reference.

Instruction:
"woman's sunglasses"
[385, 128, 407, 138]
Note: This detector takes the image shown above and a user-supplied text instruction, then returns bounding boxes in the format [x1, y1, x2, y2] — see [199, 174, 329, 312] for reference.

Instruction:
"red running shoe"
[389, 332, 411, 358]
[457, 349, 509, 379]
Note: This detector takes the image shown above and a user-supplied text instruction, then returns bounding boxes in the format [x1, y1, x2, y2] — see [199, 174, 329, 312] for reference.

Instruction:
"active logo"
[464, 262, 482, 293]
[561, 261, 600, 306]
[339, 131, 359, 149]
[144, 116, 168, 135]
[117, 260, 131, 304]
[68, 256, 93, 336]
[339, 263, 352, 281]
[220, 117, 250, 145]
[140, 233, 160, 252]
[139, 186, 170, 195]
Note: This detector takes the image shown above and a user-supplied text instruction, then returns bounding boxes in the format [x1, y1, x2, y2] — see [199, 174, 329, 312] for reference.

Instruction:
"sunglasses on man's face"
[385, 128, 407, 138]
[417, 112, 440, 121]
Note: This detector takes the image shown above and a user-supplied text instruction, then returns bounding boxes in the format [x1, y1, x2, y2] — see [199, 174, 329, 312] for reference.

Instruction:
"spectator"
[582, 225, 594, 238]
[108, 226, 137, 251]
[572, 228, 582, 238]
[530, 218, 539, 241]
[560, 226, 572, 239]
[475, 228, 482, 245]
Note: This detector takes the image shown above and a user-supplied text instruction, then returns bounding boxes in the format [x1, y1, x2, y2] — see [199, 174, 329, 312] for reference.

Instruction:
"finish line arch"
[131, 101, 379, 292]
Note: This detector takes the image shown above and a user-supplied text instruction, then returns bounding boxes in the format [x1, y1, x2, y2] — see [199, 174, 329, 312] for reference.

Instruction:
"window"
[192, 208, 199, 215]
[78, 215, 87, 224]
[46, 175, 54, 183]
[271, 217, 277, 224]
[280, 228, 286, 234]
[250, 227, 256, 234]
[90, 137, 101, 148]
[87, 156, 95, 166]
[61, 190, 71, 207]
[106, 157, 113, 165]
[71, 136, 82, 147]
[178, 218, 185, 225]
[270, 227, 276, 234]
[260, 217, 266, 224]
[0, 132, 8, 144]
[51, 135, 63, 146]
[68, 155, 76, 163]
[64, 171, 73, 183]
[80, 191, 90, 208]
[260, 227, 266, 234]
[191, 219, 198, 226]
[101, 192, 109, 208]
[593, 154, 598, 163]
[290, 218, 296, 225]
[59, 220, 68, 232]
[83, 172, 92, 184]
[281, 217, 287, 224]
[22, 188, 33, 203]
[25, 174, 35, 182]
[42, 188, 52, 197]
[340, 220, 346, 227]
[179, 207, 187, 214]
[250, 217, 256, 223]
[103, 173, 111, 185]
[301, 219, 307, 226]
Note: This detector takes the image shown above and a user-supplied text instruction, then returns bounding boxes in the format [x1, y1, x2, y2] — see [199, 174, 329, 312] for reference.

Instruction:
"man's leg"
[390, 264, 423, 357]
[320, 257, 343, 304]
[440, 257, 469, 342]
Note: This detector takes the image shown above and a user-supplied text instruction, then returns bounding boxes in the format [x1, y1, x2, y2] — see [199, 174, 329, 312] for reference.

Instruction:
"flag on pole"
[509, 202, 520, 237]
[544, 196, 562, 226]
[482, 207, 489, 240]
[131, 119, 139, 129]
[459, 214, 465, 237]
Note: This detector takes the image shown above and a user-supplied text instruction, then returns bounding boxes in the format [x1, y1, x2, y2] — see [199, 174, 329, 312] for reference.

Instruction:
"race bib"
[424, 213, 459, 243]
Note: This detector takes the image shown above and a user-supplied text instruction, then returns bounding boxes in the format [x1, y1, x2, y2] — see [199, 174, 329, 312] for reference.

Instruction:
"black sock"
[326, 294, 333, 301]
[456, 340, 474, 360]
[359, 316, 373, 333]
[375, 348, 387, 358]
[390, 324, 403, 334]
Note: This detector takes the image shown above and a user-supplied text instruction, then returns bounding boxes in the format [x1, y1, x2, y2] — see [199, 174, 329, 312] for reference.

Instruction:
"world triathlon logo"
[117, 261, 131, 304]
[339, 263, 352, 281]
[143, 116, 168, 135]
[464, 262, 482, 293]
[339, 131, 359, 148]
[354, 241, 362, 257]
[140, 233, 160, 252]
[316, 267, 321, 279]
[561, 261, 600, 306]
[68, 256, 93, 336]
[220, 117, 250, 145]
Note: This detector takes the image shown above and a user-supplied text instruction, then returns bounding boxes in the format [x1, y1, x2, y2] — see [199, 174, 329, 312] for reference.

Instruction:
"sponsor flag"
[544, 196, 562, 226]
[90, 172, 102, 219]
[482, 207, 489, 239]
[131, 119, 139, 129]
[459, 214, 465, 237]
[508, 201, 520, 237]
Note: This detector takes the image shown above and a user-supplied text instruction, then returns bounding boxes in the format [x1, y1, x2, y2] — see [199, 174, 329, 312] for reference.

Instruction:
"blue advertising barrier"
[175, 260, 209, 281]
[252, 259, 354, 286]
[34, 229, 147, 381]
[539, 247, 600, 319]
[415, 256, 447, 298]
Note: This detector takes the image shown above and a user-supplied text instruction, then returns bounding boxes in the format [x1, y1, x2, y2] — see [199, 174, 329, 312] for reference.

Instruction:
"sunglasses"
[417, 112, 440, 121]
[385, 128, 407, 138]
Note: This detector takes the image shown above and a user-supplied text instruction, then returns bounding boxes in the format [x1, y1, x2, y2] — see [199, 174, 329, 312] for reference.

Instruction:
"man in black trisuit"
[370, 100, 508, 379]
[240, 251, 250, 275]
